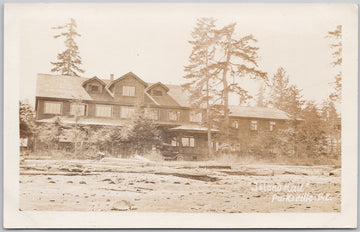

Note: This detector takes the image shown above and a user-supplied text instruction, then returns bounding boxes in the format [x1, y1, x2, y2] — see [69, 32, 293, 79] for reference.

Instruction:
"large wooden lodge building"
[35, 72, 292, 160]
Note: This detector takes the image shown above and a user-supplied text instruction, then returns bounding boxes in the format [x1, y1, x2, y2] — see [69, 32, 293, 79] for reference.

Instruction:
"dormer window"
[123, 86, 135, 96]
[153, 90, 162, 96]
[88, 84, 101, 93]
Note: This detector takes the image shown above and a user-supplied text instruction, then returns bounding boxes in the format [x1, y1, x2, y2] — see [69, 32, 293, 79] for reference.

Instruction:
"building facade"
[35, 72, 292, 160]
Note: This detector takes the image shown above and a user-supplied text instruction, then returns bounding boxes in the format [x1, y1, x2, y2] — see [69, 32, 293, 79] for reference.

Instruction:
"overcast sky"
[16, 3, 346, 106]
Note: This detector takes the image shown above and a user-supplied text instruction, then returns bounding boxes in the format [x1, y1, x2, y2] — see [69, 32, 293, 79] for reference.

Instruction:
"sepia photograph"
[4, 2, 358, 228]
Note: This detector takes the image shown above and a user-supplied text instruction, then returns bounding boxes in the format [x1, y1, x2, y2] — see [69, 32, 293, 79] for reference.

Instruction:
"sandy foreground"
[19, 157, 341, 213]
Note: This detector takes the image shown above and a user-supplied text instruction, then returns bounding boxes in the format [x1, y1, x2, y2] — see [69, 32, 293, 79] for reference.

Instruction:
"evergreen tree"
[182, 18, 221, 158]
[256, 82, 266, 107]
[268, 67, 303, 117]
[216, 23, 267, 141]
[51, 18, 85, 76]
[327, 25, 342, 103]
[19, 100, 36, 138]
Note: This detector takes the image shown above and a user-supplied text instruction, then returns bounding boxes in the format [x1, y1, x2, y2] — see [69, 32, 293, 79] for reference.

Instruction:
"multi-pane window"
[269, 121, 276, 131]
[190, 111, 202, 123]
[168, 111, 180, 121]
[250, 120, 258, 131]
[122, 86, 135, 96]
[171, 137, 179, 147]
[121, 106, 135, 118]
[182, 137, 195, 147]
[232, 120, 239, 128]
[145, 108, 159, 120]
[89, 84, 101, 93]
[70, 103, 86, 116]
[96, 105, 112, 117]
[44, 101, 62, 114]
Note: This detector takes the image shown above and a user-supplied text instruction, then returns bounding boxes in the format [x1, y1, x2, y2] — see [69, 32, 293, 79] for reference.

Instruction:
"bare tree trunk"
[205, 49, 213, 159]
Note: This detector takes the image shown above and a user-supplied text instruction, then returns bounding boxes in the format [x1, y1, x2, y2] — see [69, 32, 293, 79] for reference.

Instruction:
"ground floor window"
[96, 105, 112, 117]
[121, 106, 135, 118]
[145, 108, 159, 120]
[182, 136, 195, 147]
[44, 101, 62, 114]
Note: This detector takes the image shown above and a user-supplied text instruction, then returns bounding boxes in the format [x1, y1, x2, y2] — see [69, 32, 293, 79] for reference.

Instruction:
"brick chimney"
[110, 74, 114, 82]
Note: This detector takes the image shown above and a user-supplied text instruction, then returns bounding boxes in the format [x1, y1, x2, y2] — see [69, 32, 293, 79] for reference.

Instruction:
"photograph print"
[4, 2, 358, 228]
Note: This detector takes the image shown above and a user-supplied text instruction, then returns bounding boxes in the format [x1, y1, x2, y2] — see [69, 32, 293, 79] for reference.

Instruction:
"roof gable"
[82, 76, 107, 87]
[146, 82, 170, 92]
[108, 72, 148, 89]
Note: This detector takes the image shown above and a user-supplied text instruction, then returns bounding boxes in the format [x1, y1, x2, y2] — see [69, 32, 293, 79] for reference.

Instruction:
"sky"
[15, 3, 346, 106]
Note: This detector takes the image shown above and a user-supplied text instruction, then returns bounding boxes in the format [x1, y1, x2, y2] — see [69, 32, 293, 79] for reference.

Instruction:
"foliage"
[216, 22, 267, 142]
[127, 108, 163, 155]
[327, 25, 342, 103]
[19, 101, 36, 138]
[268, 67, 304, 118]
[182, 18, 221, 157]
[50, 18, 85, 76]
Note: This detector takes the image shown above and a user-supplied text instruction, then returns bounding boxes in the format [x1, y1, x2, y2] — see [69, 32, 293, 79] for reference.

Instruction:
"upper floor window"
[182, 136, 195, 147]
[269, 121, 276, 131]
[231, 143, 241, 152]
[190, 111, 202, 123]
[88, 84, 101, 93]
[70, 103, 86, 116]
[168, 111, 180, 121]
[232, 120, 239, 128]
[121, 106, 135, 118]
[145, 108, 159, 120]
[96, 105, 112, 117]
[123, 86, 135, 96]
[44, 101, 61, 114]
[153, 90, 162, 96]
[250, 120, 258, 131]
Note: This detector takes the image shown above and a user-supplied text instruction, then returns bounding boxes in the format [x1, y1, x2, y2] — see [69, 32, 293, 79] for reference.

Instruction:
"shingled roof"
[36, 73, 291, 120]
[228, 105, 291, 120]
[36, 74, 93, 100]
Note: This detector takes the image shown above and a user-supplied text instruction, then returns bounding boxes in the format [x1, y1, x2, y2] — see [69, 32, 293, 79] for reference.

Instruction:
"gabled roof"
[228, 106, 291, 120]
[36, 74, 93, 100]
[35, 73, 291, 121]
[108, 72, 148, 89]
[146, 82, 170, 92]
[82, 76, 107, 87]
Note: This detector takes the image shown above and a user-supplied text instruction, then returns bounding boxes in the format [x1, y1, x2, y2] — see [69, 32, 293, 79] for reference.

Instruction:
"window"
[145, 108, 159, 120]
[171, 137, 179, 147]
[235, 143, 241, 152]
[250, 120, 258, 131]
[182, 137, 195, 147]
[190, 111, 202, 123]
[232, 120, 239, 128]
[44, 101, 61, 114]
[153, 90, 162, 96]
[70, 103, 86, 116]
[168, 111, 180, 121]
[122, 86, 135, 96]
[121, 106, 135, 118]
[96, 105, 112, 117]
[89, 84, 101, 93]
[270, 121, 276, 131]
